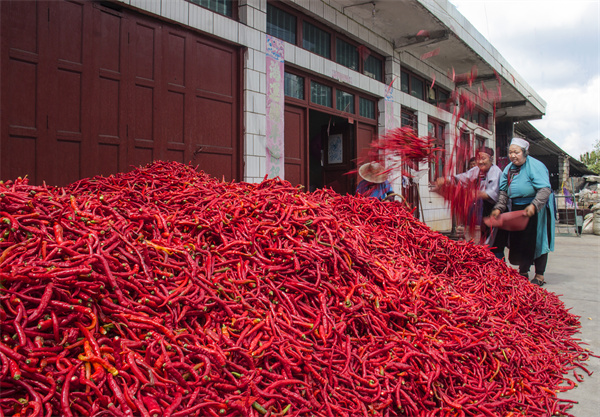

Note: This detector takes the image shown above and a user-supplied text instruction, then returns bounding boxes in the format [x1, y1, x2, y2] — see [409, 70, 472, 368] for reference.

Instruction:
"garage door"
[1, 0, 241, 186]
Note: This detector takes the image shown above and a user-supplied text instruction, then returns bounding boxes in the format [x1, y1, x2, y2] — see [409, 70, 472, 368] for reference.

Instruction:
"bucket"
[483, 210, 529, 232]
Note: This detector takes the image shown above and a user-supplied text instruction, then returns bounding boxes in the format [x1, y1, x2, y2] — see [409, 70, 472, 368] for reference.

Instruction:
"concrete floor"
[531, 233, 600, 416]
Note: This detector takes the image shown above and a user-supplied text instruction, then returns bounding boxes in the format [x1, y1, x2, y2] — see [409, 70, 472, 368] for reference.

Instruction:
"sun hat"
[359, 162, 388, 184]
[510, 137, 530, 151]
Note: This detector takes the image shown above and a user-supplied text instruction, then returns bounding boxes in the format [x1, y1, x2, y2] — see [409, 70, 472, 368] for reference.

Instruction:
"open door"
[322, 119, 354, 195]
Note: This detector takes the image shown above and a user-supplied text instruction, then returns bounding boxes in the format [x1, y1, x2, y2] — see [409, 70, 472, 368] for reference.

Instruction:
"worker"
[356, 162, 394, 201]
[490, 137, 555, 286]
[436, 147, 503, 256]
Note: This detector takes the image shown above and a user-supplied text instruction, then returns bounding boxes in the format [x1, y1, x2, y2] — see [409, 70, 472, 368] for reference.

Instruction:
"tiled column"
[240, 0, 268, 183]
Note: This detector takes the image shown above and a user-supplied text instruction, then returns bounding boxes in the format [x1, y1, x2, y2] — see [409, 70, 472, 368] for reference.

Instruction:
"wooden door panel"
[1, 0, 43, 183]
[356, 122, 375, 188]
[284, 105, 306, 186]
[93, 4, 127, 178]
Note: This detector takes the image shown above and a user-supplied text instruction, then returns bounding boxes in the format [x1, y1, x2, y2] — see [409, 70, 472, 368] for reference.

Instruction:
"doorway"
[308, 110, 357, 195]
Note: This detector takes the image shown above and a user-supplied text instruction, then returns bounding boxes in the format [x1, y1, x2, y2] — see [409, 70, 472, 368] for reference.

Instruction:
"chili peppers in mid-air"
[0, 161, 593, 417]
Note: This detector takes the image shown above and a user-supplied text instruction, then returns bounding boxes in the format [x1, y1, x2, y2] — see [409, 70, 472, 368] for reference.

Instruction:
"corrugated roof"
[514, 121, 596, 176]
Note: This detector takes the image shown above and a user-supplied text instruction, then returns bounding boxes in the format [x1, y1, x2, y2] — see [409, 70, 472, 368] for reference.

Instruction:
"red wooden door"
[284, 104, 306, 186]
[356, 122, 375, 189]
[1, 0, 241, 185]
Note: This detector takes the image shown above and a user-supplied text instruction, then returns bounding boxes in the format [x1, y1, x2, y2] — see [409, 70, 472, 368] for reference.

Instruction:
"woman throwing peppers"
[490, 137, 556, 286]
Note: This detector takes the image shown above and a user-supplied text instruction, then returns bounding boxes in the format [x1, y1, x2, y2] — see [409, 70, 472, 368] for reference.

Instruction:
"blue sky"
[449, 0, 600, 159]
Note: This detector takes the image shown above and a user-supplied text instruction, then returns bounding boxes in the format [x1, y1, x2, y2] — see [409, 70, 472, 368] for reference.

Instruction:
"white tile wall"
[244, 134, 254, 156]
[347, 19, 359, 37]
[254, 90, 266, 115]
[245, 111, 262, 136]
[335, 10, 349, 32]
[308, 1, 324, 18]
[254, 136, 266, 157]
[245, 156, 261, 178]
[214, 14, 238, 43]
[253, 7, 267, 32]
[244, 27, 263, 51]
[238, 4, 252, 26]
[245, 69, 261, 92]
[130, 0, 160, 15]
[161, 0, 188, 25]
[188, 4, 213, 33]
[244, 91, 254, 113]
[253, 50, 267, 74]
[309, 54, 325, 75]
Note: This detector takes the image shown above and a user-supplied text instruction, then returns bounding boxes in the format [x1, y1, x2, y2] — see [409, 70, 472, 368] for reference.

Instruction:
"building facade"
[0, 0, 545, 231]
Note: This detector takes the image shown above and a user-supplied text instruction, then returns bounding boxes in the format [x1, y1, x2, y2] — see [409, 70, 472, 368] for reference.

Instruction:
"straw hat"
[359, 162, 388, 184]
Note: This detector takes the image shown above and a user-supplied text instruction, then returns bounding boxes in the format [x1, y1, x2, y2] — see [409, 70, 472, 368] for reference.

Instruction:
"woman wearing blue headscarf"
[491, 138, 555, 286]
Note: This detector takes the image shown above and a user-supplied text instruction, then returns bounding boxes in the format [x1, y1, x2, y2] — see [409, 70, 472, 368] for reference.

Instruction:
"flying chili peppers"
[0, 161, 594, 417]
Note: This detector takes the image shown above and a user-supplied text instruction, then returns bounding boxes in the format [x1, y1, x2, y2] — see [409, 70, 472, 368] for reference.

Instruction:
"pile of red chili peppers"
[0, 161, 593, 417]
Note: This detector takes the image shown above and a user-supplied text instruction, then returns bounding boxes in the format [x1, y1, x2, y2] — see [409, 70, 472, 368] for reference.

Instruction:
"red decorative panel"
[57, 1, 84, 65]
[98, 11, 121, 73]
[284, 105, 306, 186]
[7, 60, 37, 130]
[99, 77, 120, 138]
[56, 69, 82, 135]
[165, 32, 186, 86]
[132, 23, 156, 80]
[196, 40, 233, 97]
[165, 91, 185, 143]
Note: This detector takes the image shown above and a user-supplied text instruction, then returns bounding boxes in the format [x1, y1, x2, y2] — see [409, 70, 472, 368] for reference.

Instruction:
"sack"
[593, 209, 600, 236]
[582, 213, 594, 234]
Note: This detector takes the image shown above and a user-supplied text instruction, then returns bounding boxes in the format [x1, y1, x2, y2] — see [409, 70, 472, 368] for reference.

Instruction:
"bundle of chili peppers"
[0, 161, 593, 417]
[365, 127, 438, 173]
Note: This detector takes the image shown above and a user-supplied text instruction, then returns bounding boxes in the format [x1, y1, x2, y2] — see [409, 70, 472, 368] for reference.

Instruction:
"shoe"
[531, 274, 545, 287]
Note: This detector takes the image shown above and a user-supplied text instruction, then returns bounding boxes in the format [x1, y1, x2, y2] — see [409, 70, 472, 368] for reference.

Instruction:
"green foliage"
[580, 140, 600, 174]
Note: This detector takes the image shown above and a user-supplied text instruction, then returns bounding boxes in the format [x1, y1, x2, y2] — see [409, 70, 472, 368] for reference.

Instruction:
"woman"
[490, 138, 555, 286]
[436, 147, 503, 255]
[356, 162, 393, 201]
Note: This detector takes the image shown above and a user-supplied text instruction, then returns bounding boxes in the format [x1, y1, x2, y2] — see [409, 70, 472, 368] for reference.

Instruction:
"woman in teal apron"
[491, 138, 555, 286]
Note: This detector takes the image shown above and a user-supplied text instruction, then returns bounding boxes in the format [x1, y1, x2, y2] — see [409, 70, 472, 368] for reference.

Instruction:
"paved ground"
[533, 233, 600, 416]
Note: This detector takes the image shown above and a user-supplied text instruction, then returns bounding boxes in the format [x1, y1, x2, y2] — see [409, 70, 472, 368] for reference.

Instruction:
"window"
[475, 135, 486, 151]
[336, 90, 354, 113]
[463, 107, 489, 130]
[402, 69, 450, 110]
[359, 97, 375, 119]
[402, 108, 418, 170]
[303, 22, 330, 59]
[266, 2, 383, 82]
[267, 4, 296, 44]
[284, 72, 304, 100]
[401, 108, 417, 131]
[428, 119, 446, 183]
[401, 70, 425, 100]
[437, 89, 450, 111]
[336, 39, 358, 71]
[411, 77, 424, 100]
[364, 55, 382, 82]
[311, 81, 332, 107]
[189, 0, 233, 17]
[401, 72, 409, 94]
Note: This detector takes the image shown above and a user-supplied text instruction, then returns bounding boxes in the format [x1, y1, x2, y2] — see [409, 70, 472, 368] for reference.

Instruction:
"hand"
[490, 209, 501, 219]
[524, 204, 536, 217]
